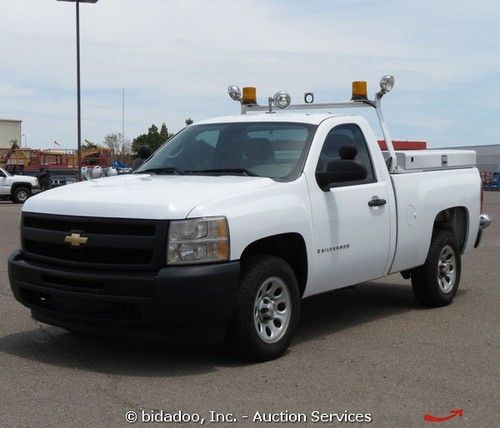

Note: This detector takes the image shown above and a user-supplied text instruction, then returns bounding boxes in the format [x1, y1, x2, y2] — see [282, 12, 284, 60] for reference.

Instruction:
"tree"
[185, 117, 193, 126]
[159, 124, 170, 142]
[103, 133, 131, 162]
[132, 123, 172, 155]
[9, 139, 19, 150]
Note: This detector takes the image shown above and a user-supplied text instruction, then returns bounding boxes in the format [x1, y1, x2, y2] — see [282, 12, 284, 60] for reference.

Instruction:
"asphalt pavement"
[0, 194, 498, 427]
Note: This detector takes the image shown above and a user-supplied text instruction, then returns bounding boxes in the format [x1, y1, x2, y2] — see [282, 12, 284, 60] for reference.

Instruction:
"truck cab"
[8, 76, 491, 361]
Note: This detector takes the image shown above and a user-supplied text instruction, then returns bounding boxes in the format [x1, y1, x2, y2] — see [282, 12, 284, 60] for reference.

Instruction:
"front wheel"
[411, 230, 461, 307]
[227, 256, 301, 362]
[12, 186, 31, 204]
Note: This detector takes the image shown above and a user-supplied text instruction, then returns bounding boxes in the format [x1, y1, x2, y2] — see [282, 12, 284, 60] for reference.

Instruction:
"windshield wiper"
[188, 168, 258, 177]
[139, 167, 186, 175]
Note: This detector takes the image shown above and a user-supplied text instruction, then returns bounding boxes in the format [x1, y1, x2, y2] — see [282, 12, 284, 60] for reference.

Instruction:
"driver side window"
[316, 123, 376, 185]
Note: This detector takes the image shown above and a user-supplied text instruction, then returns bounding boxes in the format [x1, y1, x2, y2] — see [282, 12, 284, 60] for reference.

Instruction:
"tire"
[64, 329, 90, 337]
[411, 230, 461, 307]
[227, 256, 301, 362]
[12, 186, 31, 204]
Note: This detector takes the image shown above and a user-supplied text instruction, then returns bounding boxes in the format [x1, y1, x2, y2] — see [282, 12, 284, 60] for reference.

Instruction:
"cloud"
[0, 0, 499, 148]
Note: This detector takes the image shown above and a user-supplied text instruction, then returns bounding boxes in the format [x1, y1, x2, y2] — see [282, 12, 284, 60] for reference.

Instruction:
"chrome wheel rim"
[437, 245, 456, 293]
[17, 190, 28, 202]
[253, 276, 291, 344]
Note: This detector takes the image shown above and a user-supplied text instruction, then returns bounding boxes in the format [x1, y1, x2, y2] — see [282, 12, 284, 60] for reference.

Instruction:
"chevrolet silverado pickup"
[0, 167, 40, 203]
[8, 76, 492, 361]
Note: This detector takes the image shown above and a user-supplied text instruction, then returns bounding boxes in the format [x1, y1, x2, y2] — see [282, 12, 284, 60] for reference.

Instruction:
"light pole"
[58, 0, 98, 180]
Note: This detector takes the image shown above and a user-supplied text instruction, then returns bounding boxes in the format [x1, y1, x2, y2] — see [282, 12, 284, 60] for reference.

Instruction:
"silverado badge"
[64, 233, 88, 247]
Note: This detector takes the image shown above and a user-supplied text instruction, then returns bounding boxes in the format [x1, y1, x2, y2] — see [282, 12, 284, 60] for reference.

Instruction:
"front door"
[308, 123, 392, 294]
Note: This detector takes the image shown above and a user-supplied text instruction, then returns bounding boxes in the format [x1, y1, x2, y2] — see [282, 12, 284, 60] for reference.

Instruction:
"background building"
[0, 119, 22, 149]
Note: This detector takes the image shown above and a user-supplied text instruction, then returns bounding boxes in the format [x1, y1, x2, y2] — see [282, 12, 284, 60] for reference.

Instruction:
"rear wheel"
[411, 230, 461, 307]
[227, 256, 300, 362]
[12, 186, 31, 204]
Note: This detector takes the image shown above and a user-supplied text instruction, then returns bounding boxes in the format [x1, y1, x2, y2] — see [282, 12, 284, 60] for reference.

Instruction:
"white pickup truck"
[8, 76, 491, 361]
[0, 167, 40, 203]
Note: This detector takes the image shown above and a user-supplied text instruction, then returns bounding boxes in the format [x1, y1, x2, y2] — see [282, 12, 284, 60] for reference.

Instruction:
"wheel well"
[433, 207, 468, 252]
[241, 233, 308, 296]
[11, 182, 32, 194]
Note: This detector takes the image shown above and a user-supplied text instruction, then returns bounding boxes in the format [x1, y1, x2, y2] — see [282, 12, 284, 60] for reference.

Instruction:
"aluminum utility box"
[383, 150, 477, 172]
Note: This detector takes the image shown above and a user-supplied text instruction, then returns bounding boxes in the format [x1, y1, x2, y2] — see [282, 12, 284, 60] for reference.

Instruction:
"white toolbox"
[383, 150, 477, 172]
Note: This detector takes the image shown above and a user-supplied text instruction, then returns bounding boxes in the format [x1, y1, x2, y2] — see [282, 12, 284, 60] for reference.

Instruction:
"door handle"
[368, 197, 387, 207]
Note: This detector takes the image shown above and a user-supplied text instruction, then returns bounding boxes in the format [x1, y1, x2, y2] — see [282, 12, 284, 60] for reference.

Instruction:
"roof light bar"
[229, 75, 394, 112]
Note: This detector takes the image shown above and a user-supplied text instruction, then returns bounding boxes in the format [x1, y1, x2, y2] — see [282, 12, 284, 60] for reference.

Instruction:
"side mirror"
[316, 160, 367, 191]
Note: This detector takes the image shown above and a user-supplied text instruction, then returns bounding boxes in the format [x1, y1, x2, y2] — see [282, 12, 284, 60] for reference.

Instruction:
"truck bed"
[388, 167, 481, 274]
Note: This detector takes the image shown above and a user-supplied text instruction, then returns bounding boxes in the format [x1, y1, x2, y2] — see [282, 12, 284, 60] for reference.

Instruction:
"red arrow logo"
[424, 409, 464, 423]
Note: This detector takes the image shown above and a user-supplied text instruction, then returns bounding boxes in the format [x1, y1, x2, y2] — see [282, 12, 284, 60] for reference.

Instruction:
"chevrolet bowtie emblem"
[64, 233, 89, 247]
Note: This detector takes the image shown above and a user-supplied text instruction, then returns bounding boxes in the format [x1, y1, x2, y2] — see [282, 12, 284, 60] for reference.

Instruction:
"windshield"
[0, 168, 11, 177]
[136, 122, 317, 181]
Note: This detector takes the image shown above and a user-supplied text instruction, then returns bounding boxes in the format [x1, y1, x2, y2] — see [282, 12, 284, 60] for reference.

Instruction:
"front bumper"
[8, 250, 240, 342]
[474, 213, 492, 248]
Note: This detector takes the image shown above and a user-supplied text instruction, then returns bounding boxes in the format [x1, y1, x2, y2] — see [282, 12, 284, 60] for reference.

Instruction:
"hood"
[13, 175, 38, 184]
[23, 173, 275, 219]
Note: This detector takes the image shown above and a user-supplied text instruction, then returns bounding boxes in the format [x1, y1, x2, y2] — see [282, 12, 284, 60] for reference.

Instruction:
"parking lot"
[0, 193, 498, 427]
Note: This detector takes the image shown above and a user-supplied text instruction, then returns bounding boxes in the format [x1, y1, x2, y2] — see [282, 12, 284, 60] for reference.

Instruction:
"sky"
[0, 0, 499, 149]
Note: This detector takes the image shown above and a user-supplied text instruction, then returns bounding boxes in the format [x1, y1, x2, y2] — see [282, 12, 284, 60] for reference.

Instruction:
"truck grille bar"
[21, 213, 169, 271]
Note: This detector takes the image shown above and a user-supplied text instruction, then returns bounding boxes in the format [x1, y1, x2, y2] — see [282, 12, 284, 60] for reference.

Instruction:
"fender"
[187, 174, 315, 279]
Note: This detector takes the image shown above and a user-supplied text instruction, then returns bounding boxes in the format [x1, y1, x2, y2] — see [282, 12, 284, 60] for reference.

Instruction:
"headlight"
[167, 217, 229, 265]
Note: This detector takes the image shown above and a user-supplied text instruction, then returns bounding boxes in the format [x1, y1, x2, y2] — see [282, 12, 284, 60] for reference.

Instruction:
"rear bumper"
[8, 251, 240, 342]
[475, 213, 492, 248]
